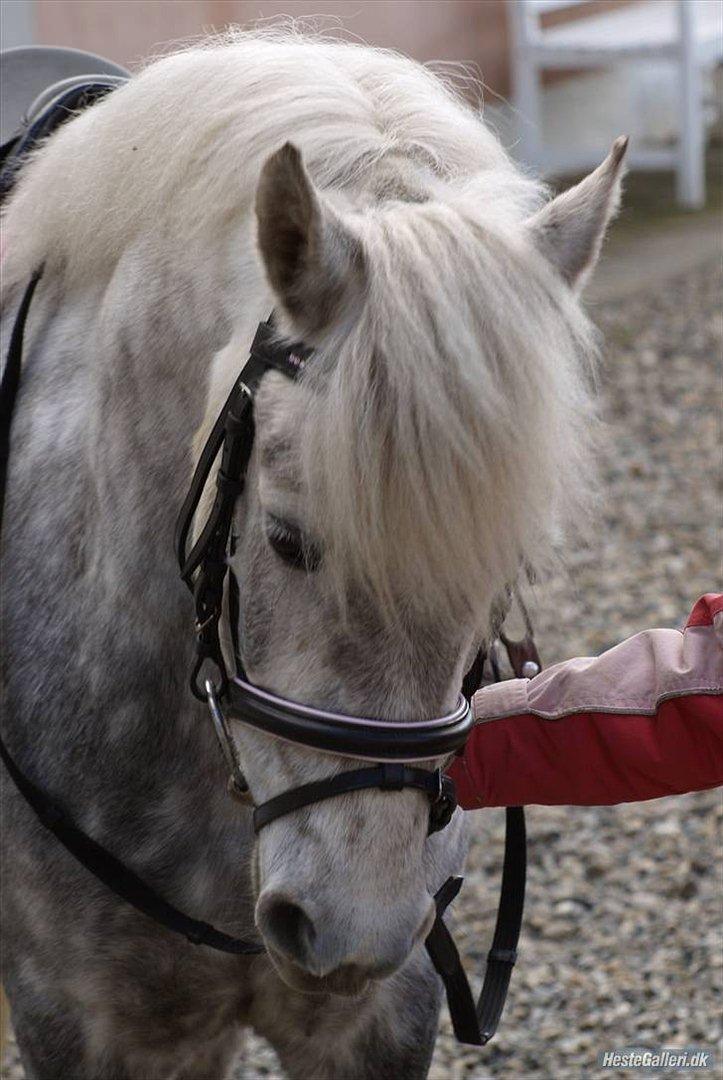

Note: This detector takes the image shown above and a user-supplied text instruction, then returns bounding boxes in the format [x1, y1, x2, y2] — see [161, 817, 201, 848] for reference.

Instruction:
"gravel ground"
[2, 258, 721, 1080]
[429, 255, 723, 1080]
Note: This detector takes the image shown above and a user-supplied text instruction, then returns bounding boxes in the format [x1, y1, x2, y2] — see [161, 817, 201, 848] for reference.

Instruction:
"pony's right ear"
[255, 142, 365, 338]
[527, 136, 628, 292]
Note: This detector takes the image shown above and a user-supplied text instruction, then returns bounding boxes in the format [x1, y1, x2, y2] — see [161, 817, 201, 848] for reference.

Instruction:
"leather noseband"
[215, 678, 471, 835]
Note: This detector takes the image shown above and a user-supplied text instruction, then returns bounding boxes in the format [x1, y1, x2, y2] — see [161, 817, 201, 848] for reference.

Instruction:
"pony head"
[230, 132, 627, 992]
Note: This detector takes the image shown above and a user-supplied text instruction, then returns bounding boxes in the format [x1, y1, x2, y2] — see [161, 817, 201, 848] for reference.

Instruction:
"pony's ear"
[527, 136, 629, 291]
[255, 142, 365, 337]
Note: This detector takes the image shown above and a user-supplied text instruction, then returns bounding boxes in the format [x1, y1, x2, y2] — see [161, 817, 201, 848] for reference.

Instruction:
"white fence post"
[510, 1, 544, 169]
[676, 0, 705, 209]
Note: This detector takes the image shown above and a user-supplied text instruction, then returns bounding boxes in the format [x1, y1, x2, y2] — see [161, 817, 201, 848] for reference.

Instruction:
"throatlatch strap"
[424, 807, 526, 1045]
[477, 806, 526, 1040]
[424, 621, 535, 1046]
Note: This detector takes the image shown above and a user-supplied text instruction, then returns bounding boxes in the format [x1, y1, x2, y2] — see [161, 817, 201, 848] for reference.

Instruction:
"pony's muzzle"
[256, 889, 435, 983]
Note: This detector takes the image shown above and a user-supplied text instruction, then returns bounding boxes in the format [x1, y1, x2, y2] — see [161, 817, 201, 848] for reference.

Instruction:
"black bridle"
[173, 316, 469, 837]
[0, 83, 537, 1050]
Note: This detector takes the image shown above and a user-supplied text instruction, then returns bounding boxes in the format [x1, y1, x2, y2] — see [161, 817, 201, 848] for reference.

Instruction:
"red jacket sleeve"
[447, 594, 723, 808]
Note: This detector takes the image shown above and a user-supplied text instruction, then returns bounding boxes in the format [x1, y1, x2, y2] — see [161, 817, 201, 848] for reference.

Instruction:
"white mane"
[1, 27, 600, 625]
[2, 28, 537, 284]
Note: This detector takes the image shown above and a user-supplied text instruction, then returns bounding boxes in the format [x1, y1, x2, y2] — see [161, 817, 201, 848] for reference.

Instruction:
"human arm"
[447, 595, 723, 808]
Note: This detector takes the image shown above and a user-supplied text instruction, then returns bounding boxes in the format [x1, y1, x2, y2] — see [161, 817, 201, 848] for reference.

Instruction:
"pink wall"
[35, 1, 634, 100]
[36, 0, 511, 97]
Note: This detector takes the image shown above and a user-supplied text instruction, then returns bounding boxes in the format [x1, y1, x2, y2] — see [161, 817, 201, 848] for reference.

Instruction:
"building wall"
[34, 0, 511, 97]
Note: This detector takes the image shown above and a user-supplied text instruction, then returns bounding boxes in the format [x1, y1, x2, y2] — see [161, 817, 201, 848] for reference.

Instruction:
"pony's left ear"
[527, 136, 629, 292]
[255, 142, 365, 338]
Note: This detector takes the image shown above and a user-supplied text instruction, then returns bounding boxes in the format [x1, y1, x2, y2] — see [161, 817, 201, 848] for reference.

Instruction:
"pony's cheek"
[251, 841, 262, 901]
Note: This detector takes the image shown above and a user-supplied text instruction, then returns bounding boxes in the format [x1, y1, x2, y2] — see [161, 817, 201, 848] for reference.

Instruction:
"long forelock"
[300, 198, 600, 628]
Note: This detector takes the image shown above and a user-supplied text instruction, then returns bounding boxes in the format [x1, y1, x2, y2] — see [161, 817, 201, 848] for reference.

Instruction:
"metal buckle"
[428, 770, 457, 835]
[205, 679, 249, 796]
[190, 652, 227, 702]
[194, 611, 217, 635]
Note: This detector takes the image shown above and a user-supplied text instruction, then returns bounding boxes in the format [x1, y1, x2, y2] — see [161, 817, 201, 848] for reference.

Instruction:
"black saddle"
[0, 45, 129, 202]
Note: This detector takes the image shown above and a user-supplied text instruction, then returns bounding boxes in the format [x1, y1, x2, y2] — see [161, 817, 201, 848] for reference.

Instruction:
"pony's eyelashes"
[264, 513, 322, 572]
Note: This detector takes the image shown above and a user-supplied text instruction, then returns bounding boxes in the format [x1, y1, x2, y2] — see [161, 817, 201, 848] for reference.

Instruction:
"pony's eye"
[265, 515, 321, 572]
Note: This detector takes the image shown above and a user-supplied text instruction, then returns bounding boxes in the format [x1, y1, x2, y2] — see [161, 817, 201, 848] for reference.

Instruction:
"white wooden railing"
[509, 0, 723, 207]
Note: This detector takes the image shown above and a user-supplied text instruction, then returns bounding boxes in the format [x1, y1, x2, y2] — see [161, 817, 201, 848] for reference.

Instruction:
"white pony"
[0, 29, 625, 1079]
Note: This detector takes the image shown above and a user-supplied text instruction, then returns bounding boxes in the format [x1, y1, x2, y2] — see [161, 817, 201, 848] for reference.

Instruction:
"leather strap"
[461, 647, 486, 701]
[477, 805, 526, 1040]
[173, 378, 242, 585]
[174, 318, 310, 582]
[422, 621, 536, 1045]
[424, 807, 526, 1045]
[0, 733, 263, 955]
[174, 317, 311, 699]
[423, 627, 534, 1045]
[253, 763, 457, 835]
[0, 268, 43, 538]
[226, 678, 473, 762]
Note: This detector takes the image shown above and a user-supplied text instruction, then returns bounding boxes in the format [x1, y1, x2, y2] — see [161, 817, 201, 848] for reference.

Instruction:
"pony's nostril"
[258, 894, 317, 965]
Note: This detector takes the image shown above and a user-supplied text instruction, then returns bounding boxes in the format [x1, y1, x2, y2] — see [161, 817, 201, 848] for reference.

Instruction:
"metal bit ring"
[205, 679, 248, 795]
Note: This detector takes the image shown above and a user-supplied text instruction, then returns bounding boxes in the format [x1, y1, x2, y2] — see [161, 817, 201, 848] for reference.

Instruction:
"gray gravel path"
[3, 258, 721, 1080]
[426, 254, 723, 1080]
